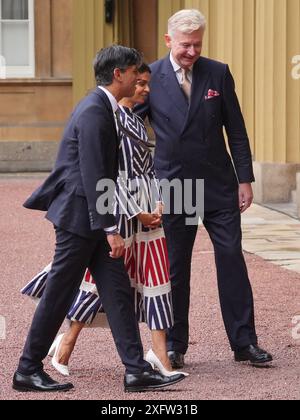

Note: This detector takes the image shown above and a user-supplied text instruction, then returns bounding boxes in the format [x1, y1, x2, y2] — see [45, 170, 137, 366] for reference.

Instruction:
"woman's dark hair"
[138, 63, 151, 74]
[94, 45, 142, 86]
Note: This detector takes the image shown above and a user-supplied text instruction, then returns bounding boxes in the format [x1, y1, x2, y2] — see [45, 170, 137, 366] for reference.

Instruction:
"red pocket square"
[205, 89, 220, 100]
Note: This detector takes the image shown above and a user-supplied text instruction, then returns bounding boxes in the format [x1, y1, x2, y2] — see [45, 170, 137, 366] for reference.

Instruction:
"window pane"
[1, 22, 29, 65]
[1, 0, 28, 20]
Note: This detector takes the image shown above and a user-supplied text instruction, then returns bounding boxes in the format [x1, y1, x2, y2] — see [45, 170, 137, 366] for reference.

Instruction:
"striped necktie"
[181, 68, 191, 102]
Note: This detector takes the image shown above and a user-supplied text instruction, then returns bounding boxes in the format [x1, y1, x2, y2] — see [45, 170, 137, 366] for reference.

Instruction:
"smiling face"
[165, 28, 204, 69]
[131, 71, 151, 105]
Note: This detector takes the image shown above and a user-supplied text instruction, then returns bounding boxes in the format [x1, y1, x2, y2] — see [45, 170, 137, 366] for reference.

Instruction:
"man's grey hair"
[168, 9, 206, 37]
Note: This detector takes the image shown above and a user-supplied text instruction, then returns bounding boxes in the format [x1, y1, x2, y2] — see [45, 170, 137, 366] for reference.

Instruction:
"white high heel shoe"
[48, 333, 70, 376]
[145, 349, 189, 377]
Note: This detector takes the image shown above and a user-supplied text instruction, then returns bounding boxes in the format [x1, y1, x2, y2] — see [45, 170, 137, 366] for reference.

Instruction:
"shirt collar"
[169, 52, 193, 75]
[169, 52, 181, 73]
[98, 86, 119, 113]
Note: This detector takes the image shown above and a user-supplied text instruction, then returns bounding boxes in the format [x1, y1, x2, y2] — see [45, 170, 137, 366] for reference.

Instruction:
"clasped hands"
[107, 203, 163, 259]
[137, 202, 164, 229]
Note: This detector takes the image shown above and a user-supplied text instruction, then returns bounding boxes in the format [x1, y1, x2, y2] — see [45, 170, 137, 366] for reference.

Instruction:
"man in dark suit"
[13, 46, 184, 393]
[136, 10, 272, 368]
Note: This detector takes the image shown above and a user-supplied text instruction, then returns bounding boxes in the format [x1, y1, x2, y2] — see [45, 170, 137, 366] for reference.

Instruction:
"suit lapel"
[185, 58, 210, 126]
[159, 56, 189, 117]
[92, 87, 120, 144]
[93, 87, 116, 115]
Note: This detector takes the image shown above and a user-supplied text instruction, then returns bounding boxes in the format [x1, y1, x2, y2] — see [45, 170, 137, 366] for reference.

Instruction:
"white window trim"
[0, 0, 35, 78]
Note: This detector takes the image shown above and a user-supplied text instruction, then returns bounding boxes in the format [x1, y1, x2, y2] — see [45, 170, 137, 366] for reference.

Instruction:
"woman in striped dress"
[22, 64, 187, 378]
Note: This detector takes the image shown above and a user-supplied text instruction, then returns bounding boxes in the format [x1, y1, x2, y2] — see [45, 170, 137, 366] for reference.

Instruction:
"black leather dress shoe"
[167, 351, 185, 369]
[234, 344, 273, 366]
[124, 370, 185, 393]
[12, 370, 74, 392]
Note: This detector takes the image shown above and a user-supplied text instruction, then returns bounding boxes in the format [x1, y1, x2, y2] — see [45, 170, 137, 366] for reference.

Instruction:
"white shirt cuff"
[104, 225, 118, 233]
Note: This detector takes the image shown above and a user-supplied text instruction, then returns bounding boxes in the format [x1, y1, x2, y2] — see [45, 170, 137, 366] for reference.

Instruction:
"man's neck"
[101, 85, 122, 102]
[118, 98, 134, 109]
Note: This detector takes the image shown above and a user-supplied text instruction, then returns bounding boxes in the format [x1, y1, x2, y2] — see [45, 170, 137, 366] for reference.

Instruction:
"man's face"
[119, 65, 139, 98]
[165, 29, 204, 69]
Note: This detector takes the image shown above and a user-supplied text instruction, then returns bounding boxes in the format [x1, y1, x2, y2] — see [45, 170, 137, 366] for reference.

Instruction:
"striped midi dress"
[21, 106, 174, 331]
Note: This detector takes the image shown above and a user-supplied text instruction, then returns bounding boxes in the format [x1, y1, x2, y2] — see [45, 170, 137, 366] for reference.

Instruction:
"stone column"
[253, 0, 300, 204]
[72, 0, 114, 103]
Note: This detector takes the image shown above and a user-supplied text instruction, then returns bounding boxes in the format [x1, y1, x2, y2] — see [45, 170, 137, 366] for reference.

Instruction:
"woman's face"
[131, 71, 151, 105]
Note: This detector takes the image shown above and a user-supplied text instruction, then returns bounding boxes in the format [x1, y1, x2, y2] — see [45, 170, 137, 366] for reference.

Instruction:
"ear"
[113, 68, 122, 82]
[164, 34, 172, 49]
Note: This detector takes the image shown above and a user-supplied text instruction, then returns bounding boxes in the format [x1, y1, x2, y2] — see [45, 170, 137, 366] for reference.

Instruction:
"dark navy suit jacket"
[24, 88, 118, 238]
[136, 55, 255, 211]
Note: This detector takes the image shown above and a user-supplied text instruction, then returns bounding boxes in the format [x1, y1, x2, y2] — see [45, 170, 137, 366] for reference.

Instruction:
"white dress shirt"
[169, 53, 193, 86]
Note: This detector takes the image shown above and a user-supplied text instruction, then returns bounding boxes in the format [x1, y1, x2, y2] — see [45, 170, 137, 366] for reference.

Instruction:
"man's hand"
[106, 234, 125, 258]
[239, 183, 254, 213]
[137, 212, 161, 228]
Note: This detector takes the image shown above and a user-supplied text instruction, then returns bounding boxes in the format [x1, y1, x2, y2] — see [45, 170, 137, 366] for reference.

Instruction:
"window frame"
[0, 0, 35, 78]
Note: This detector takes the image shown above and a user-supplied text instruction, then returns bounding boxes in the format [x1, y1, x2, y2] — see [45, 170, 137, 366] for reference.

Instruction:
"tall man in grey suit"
[13, 46, 184, 393]
[136, 9, 272, 368]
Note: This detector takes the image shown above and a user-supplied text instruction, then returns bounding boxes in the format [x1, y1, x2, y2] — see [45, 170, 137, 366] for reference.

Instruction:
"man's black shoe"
[12, 370, 74, 392]
[234, 345, 273, 366]
[124, 370, 185, 393]
[167, 351, 185, 369]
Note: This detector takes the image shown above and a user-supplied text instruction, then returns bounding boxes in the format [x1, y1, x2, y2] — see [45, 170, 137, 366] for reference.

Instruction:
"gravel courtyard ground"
[0, 177, 299, 400]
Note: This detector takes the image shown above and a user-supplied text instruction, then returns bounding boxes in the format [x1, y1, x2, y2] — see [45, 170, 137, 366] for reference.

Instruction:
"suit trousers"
[163, 207, 258, 354]
[18, 227, 150, 375]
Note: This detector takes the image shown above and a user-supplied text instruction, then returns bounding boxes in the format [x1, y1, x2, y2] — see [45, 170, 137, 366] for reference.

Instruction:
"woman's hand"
[152, 202, 164, 217]
[137, 212, 161, 228]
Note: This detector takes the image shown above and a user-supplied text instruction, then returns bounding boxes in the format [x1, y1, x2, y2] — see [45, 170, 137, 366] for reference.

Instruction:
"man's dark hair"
[138, 63, 151, 74]
[94, 45, 142, 86]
